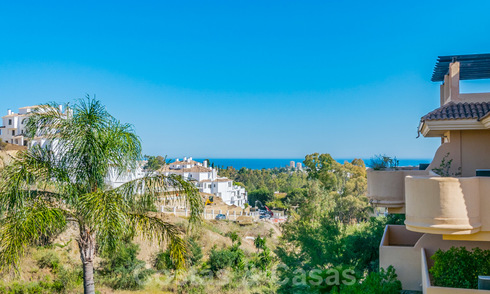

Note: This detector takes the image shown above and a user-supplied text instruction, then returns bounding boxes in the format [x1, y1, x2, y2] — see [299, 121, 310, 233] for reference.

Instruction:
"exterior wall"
[367, 168, 428, 209]
[405, 176, 490, 239]
[461, 130, 490, 176]
[405, 176, 482, 235]
[427, 130, 490, 177]
[381, 226, 490, 292]
[379, 225, 424, 291]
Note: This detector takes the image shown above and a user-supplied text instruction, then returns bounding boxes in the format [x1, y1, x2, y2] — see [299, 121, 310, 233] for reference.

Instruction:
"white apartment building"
[160, 157, 248, 207]
[1, 106, 37, 146]
[0, 106, 63, 148]
[106, 161, 147, 188]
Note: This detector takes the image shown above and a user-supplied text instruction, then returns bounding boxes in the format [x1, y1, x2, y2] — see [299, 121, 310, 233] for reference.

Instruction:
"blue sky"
[1, 1, 490, 159]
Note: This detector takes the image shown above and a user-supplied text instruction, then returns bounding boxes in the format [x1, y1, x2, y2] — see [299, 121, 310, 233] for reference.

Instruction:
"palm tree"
[0, 97, 202, 293]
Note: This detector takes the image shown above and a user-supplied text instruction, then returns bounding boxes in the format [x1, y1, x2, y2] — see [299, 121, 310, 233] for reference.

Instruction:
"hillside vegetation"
[0, 215, 281, 294]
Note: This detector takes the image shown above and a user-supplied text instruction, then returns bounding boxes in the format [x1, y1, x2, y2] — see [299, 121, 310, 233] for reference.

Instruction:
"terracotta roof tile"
[421, 102, 490, 122]
[159, 165, 212, 173]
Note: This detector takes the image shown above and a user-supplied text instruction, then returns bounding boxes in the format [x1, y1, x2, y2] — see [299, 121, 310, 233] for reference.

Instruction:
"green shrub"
[154, 250, 175, 271]
[333, 266, 401, 294]
[208, 245, 244, 274]
[369, 155, 398, 170]
[51, 267, 83, 292]
[430, 246, 490, 289]
[255, 247, 274, 271]
[187, 237, 203, 266]
[154, 237, 202, 271]
[36, 250, 60, 272]
[225, 231, 240, 244]
[0, 274, 82, 294]
[99, 241, 154, 290]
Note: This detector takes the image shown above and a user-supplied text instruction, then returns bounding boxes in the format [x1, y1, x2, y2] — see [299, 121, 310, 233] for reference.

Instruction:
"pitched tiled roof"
[169, 160, 198, 166]
[200, 178, 232, 183]
[421, 102, 490, 121]
[159, 165, 212, 173]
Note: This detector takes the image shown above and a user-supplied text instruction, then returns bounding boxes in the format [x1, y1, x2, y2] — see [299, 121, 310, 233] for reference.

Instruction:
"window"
[8, 119, 12, 125]
[228, 182, 232, 187]
[0, 130, 2, 135]
[11, 130, 15, 136]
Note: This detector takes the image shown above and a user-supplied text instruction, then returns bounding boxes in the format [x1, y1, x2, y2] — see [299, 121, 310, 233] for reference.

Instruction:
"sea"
[192, 158, 431, 170]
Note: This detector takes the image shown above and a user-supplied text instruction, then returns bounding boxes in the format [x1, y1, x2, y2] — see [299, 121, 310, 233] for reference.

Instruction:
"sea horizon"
[189, 158, 432, 170]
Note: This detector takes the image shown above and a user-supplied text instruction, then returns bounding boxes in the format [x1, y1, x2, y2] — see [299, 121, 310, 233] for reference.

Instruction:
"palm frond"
[0, 147, 69, 211]
[127, 213, 187, 269]
[0, 203, 67, 272]
[78, 190, 129, 252]
[25, 103, 68, 139]
[114, 173, 203, 225]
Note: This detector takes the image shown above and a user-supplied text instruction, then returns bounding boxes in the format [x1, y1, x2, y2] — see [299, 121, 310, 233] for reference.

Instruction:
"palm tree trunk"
[78, 228, 96, 294]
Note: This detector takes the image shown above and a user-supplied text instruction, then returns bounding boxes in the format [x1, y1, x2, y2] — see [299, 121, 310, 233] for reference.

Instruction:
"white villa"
[1, 106, 38, 146]
[1, 107, 246, 207]
[160, 157, 248, 207]
[105, 161, 147, 188]
[0, 106, 64, 148]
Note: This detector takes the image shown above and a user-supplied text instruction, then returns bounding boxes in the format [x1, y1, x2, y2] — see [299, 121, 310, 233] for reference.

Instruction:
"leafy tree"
[284, 188, 307, 207]
[248, 188, 273, 206]
[303, 154, 370, 224]
[219, 166, 308, 196]
[303, 153, 340, 190]
[341, 217, 390, 272]
[144, 155, 166, 171]
[0, 98, 202, 294]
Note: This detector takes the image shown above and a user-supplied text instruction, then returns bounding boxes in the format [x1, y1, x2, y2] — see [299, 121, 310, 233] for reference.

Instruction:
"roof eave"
[420, 119, 487, 137]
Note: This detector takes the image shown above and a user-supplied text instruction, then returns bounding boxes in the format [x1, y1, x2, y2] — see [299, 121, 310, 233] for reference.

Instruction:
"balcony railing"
[367, 167, 428, 212]
[405, 176, 490, 235]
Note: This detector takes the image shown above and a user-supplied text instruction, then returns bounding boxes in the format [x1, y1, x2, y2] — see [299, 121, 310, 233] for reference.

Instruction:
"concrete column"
[212, 209, 215, 219]
[448, 61, 460, 102]
[173, 207, 176, 216]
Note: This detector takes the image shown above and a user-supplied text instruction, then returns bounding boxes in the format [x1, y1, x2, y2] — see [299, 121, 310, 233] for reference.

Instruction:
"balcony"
[379, 225, 424, 291]
[421, 248, 490, 293]
[405, 176, 490, 236]
[367, 167, 428, 213]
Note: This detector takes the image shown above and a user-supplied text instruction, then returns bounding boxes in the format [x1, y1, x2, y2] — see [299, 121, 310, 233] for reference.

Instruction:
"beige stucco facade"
[367, 168, 427, 213]
[380, 225, 490, 292]
[373, 57, 490, 293]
